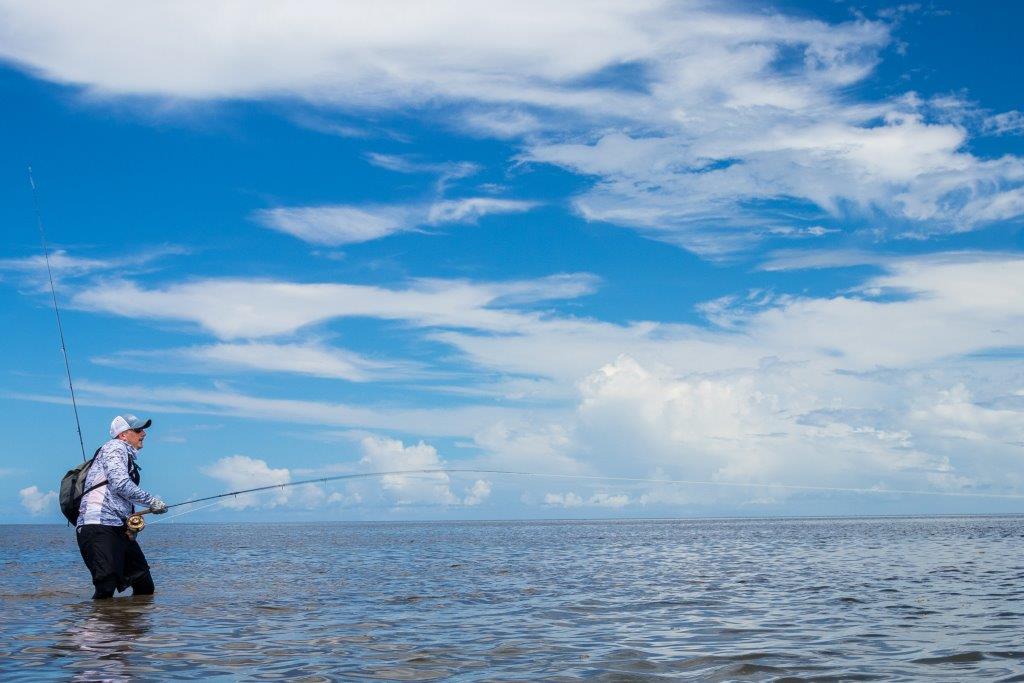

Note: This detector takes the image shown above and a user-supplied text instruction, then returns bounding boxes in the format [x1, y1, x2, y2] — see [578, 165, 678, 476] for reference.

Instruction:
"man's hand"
[150, 498, 168, 514]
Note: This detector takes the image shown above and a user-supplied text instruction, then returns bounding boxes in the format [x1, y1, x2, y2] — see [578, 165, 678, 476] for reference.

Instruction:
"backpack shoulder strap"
[82, 447, 108, 495]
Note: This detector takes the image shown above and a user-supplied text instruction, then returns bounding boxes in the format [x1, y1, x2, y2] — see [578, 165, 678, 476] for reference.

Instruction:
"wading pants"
[76, 524, 155, 599]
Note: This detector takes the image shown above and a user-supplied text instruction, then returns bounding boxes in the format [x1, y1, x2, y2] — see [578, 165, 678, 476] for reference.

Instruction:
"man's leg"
[130, 571, 155, 596]
[125, 536, 155, 596]
[76, 525, 121, 599]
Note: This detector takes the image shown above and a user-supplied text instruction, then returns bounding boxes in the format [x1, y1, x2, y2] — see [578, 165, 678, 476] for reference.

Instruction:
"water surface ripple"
[2, 517, 1024, 680]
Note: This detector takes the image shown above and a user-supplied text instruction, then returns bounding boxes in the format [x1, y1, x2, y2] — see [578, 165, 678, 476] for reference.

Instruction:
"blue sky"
[2, 1, 1023, 522]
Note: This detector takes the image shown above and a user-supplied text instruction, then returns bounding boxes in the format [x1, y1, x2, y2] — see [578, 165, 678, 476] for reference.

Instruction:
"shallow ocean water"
[2, 517, 1024, 681]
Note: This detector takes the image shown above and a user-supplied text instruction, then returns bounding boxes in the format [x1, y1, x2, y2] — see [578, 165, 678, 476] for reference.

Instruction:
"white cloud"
[428, 253, 1024, 500]
[48, 379, 543, 439]
[589, 492, 630, 508]
[365, 153, 480, 192]
[0, 1, 678, 102]
[910, 384, 1024, 444]
[94, 341, 418, 382]
[1, 3, 1018, 248]
[201, 455, 290, 509]
[542, 491, 629, 509]
[13, 252, 1024, 504]
[197, 448, 490, 512]
[72, 273, 597, 339]
[984, 110, 1024, 136]
[463, 479, 492, 506]
[566, 354, 961, 500]
[19, 486, 57, 515]
[254, 205, 411, 246]
[358, 435, 486, 506]
[425, 198, 537, 224]
[757, 249, 888, 272]
[544, 491, 583, 508]
[255, 197, 537, 246]
[0, 246, 186, 288]
[527, 112, 1024, 254]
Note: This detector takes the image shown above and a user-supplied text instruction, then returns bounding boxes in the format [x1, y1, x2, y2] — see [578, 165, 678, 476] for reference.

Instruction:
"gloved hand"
[149, 498, 168, 514]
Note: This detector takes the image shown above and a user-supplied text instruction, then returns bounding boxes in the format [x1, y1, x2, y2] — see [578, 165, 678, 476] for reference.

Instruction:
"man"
[76, 414, 168, 599]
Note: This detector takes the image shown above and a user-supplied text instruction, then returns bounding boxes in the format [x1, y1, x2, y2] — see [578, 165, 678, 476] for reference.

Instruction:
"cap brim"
[138, 418, 152, 429]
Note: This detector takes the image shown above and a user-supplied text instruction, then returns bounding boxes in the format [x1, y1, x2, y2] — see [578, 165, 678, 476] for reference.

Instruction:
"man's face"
[119, 427, 146, 449]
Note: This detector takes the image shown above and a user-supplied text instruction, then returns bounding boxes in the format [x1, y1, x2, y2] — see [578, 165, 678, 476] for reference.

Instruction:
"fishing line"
[152, 499, 224, 523]
[504, 471, 1024, 500]
[137, 467, 1024, 516]
[28, 167, 87, 462]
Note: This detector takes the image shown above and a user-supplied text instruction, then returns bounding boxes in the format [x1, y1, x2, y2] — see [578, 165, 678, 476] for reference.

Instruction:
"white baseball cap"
[110, 414, 152, 438]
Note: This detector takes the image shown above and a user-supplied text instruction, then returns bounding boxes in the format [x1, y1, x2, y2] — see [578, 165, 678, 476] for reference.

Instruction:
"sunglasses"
[131, 428, 146, 434]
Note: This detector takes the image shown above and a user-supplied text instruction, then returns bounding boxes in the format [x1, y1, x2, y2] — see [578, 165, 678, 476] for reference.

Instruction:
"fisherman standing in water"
[76, 414, 167, 599]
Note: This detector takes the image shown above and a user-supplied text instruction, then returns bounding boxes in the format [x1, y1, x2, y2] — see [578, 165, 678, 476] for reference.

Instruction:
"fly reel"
[127, 514, 146, 534]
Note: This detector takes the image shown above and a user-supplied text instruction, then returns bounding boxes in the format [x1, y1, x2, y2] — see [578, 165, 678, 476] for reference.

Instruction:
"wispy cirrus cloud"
[0, 246, 186, 288]
[72, 272, 598, 339]
[983, 110, 1024, 137]
[93, 341, 425, 383]
[254, 197, 538, 246]
[365, 152, 481, 192]
[3, 2, 1021, 251]
[17, 378, 546, 439]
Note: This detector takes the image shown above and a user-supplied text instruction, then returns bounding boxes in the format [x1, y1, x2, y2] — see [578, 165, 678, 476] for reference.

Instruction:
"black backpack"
[58, 447, 105, 525]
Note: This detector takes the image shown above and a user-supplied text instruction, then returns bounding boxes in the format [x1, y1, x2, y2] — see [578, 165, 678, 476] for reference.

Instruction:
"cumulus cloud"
[201, 455, 290, 509]
[544, 491, 628, 508]
[544, 491, 583, 508]
[463, 479, 492, 506]
[589, 492, 630, 508]
[358, 435, 491, 506]
[565, 354, 967, 503]
[19, 486, 56, 515]
[436, 254, 1024, 500]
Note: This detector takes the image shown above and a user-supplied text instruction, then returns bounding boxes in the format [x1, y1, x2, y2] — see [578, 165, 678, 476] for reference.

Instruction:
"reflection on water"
[65, 598, 154, 681]
[2, 517, 1024, 680]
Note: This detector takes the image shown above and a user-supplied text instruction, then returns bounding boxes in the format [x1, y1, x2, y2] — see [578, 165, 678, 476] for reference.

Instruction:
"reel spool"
[127, 514, 146, 534]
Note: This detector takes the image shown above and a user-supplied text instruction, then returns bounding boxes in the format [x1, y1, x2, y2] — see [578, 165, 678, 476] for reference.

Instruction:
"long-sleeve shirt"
[76, 439, 157, 527]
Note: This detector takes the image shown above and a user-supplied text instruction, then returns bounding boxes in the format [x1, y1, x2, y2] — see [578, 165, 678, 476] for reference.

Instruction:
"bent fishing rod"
[29, 167, 88, 462]
[132, 466, 1024, 524]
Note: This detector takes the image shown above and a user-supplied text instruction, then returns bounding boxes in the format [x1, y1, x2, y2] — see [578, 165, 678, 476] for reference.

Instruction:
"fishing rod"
[128, 468, 515, 532]
[124, 466, 1024, 534]
[128, 466, 1024, 527]
[29, 167, 87, 462]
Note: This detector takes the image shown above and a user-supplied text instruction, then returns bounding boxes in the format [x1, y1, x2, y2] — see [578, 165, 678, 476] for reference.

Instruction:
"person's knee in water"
[75, 414, 168, 599]
[131, 570, 155, 596]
